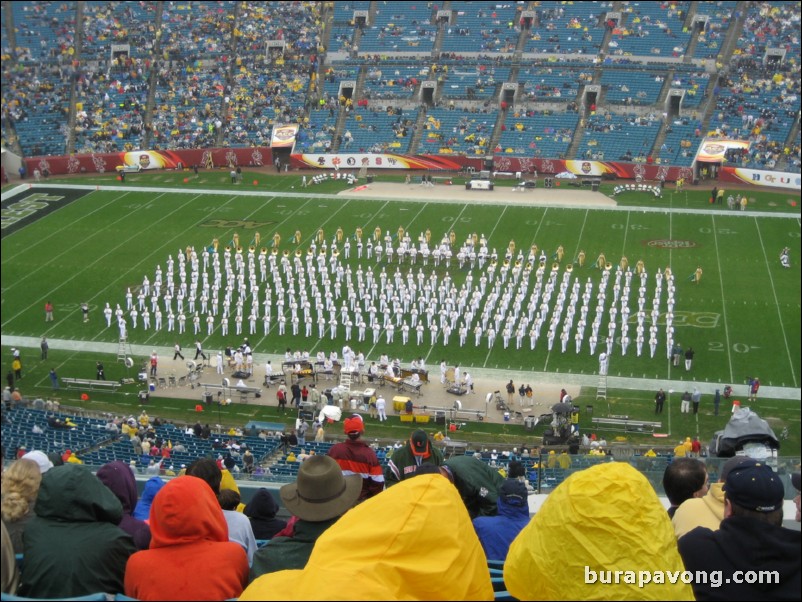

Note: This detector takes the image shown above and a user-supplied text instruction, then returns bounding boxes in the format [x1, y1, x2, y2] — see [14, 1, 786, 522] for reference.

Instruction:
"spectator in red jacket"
[327, 414, 385, 501]
[124, 475, 248, 601]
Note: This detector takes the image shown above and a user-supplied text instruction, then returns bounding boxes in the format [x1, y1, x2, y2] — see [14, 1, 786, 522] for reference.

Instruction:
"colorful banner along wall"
[291, 153, 482, 171]
[25, 148, 273, 176]
[118, 150, 181, 170]
[490, 156, 694, 183]
[719, 166, 802, 190]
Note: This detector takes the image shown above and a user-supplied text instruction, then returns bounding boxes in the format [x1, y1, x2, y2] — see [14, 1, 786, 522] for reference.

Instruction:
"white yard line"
[2, 189, 121, 264]
[753, 217, 798, 387]
[710, 215, 735, 383]
[8, 191, 144, 289]
[569, 209, 589, 261]
[3, 193, 198, 328]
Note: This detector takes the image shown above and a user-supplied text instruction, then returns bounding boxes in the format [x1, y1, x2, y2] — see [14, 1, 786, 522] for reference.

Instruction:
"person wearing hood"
[473, 478, 531, 561]
[124, 475, 249, 601]
[240, 472, 493, 601]
[504, 463, 694, 601]
[187, 459, 256, 566]
[18, 464, 136, 598]
[672, 456, 751, 538]
[96, 460, 151, 550]
[133, 476, 166, 522]
[444, 454, 506, 518]
[678, 459, 800, 601]
[249, 455, 361, 581]
[244, 489, 287, 540]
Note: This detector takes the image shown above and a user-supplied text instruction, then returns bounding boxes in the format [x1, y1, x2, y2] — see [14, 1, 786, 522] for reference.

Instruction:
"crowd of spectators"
[1, 1, 800, 173]
[3, 429, 798, 600]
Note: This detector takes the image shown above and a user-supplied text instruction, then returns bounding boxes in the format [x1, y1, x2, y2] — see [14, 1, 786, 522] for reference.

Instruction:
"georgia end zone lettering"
[199, 219, 276, 229]
[1, 189, 91, 237]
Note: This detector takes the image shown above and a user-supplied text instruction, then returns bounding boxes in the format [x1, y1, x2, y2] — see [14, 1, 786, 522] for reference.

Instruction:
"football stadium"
[1, 1, 800, 599]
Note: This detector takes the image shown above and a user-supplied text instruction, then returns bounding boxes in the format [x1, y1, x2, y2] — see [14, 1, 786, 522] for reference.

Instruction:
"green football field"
[2, 174, 800, 391]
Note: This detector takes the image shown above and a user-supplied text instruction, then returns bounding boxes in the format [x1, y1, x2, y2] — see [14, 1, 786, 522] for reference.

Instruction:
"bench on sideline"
[591, 416, 662, 433]
[61, 378, 120, 392]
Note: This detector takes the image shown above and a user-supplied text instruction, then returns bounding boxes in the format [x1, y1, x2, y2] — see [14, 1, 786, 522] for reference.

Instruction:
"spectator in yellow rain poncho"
[240, 474, 493, 601]
[504, 463, 694, 601]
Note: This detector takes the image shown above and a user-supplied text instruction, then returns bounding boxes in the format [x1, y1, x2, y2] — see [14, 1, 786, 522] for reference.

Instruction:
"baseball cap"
[500, 479, 528, 507]
[410, 429, 430, 457]
[723, 458, 784, 512]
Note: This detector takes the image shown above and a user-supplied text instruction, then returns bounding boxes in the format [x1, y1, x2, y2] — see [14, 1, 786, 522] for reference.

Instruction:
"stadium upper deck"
[1, 1, 799, 173]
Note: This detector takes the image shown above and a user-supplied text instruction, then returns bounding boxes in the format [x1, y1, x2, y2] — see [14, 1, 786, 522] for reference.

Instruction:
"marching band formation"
[106, 227, 680, 363]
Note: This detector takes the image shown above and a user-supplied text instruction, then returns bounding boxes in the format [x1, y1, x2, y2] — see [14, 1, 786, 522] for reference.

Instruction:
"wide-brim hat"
[280, 455, 361, 522]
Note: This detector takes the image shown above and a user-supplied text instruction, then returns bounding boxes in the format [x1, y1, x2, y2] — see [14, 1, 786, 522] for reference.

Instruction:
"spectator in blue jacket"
[472, 477, 531, 561]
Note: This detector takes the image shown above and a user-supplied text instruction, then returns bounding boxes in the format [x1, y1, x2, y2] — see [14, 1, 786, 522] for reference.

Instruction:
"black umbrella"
[551, 402, 574, 414]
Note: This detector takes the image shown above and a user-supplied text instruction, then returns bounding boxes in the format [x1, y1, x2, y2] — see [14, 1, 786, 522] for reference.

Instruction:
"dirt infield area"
[337, 181, 617, 208]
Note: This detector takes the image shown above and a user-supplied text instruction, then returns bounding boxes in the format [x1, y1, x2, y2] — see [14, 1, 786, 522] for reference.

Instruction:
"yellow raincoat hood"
[241, 474, 493, 600]
[504, 463, 694, 600]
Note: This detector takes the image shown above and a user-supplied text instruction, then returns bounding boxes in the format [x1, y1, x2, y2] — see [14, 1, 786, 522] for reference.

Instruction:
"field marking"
[478, 205, 511, 369]
[251, 195, 369, 349]
[4, 191, 144, 290]
[568, 209, 589, 263]
[4, 183, 798, 219]
[620, 210, 631, 254]
[310, 201, 389, 358]
[484, 204, 510, 243]
[423, 201, 489, 367]
[2, 189, 120, 264]
[710, 215, 734, 383]
[246, 195, 355, 349]
[753, 217, 798, 387]
[1, 192, 197, 329]
[4, 184, 792, 384]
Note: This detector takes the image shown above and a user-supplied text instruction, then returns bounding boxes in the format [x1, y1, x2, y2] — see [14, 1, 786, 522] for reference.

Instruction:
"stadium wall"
[24, 147, 276, 176]
[25, 148, 699, 183]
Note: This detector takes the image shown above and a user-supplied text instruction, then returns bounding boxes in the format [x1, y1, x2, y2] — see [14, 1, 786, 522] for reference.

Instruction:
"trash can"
[366, 175, 374, 183]
[435, 410, 446, 425]
[524, 416, 536, 431]
[586, 405, 593, 415]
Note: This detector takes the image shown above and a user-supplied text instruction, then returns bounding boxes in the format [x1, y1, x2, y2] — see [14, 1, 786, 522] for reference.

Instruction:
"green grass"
[19, 168, 802, 214]
[2, 173, 800, 452]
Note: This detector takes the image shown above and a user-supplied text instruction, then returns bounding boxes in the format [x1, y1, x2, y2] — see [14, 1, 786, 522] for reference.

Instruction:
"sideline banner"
[719, 166, 801, 190]
[291, 153, 481, 171]
[25, 148, 273, 176]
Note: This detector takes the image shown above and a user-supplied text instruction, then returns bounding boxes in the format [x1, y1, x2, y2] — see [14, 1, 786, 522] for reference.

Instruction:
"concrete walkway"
[4, 336, 798, 418]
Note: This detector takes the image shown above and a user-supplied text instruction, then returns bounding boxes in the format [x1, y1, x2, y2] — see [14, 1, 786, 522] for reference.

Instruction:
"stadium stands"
[357, 3, 437, 53]
[1, 1, 800, 170]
